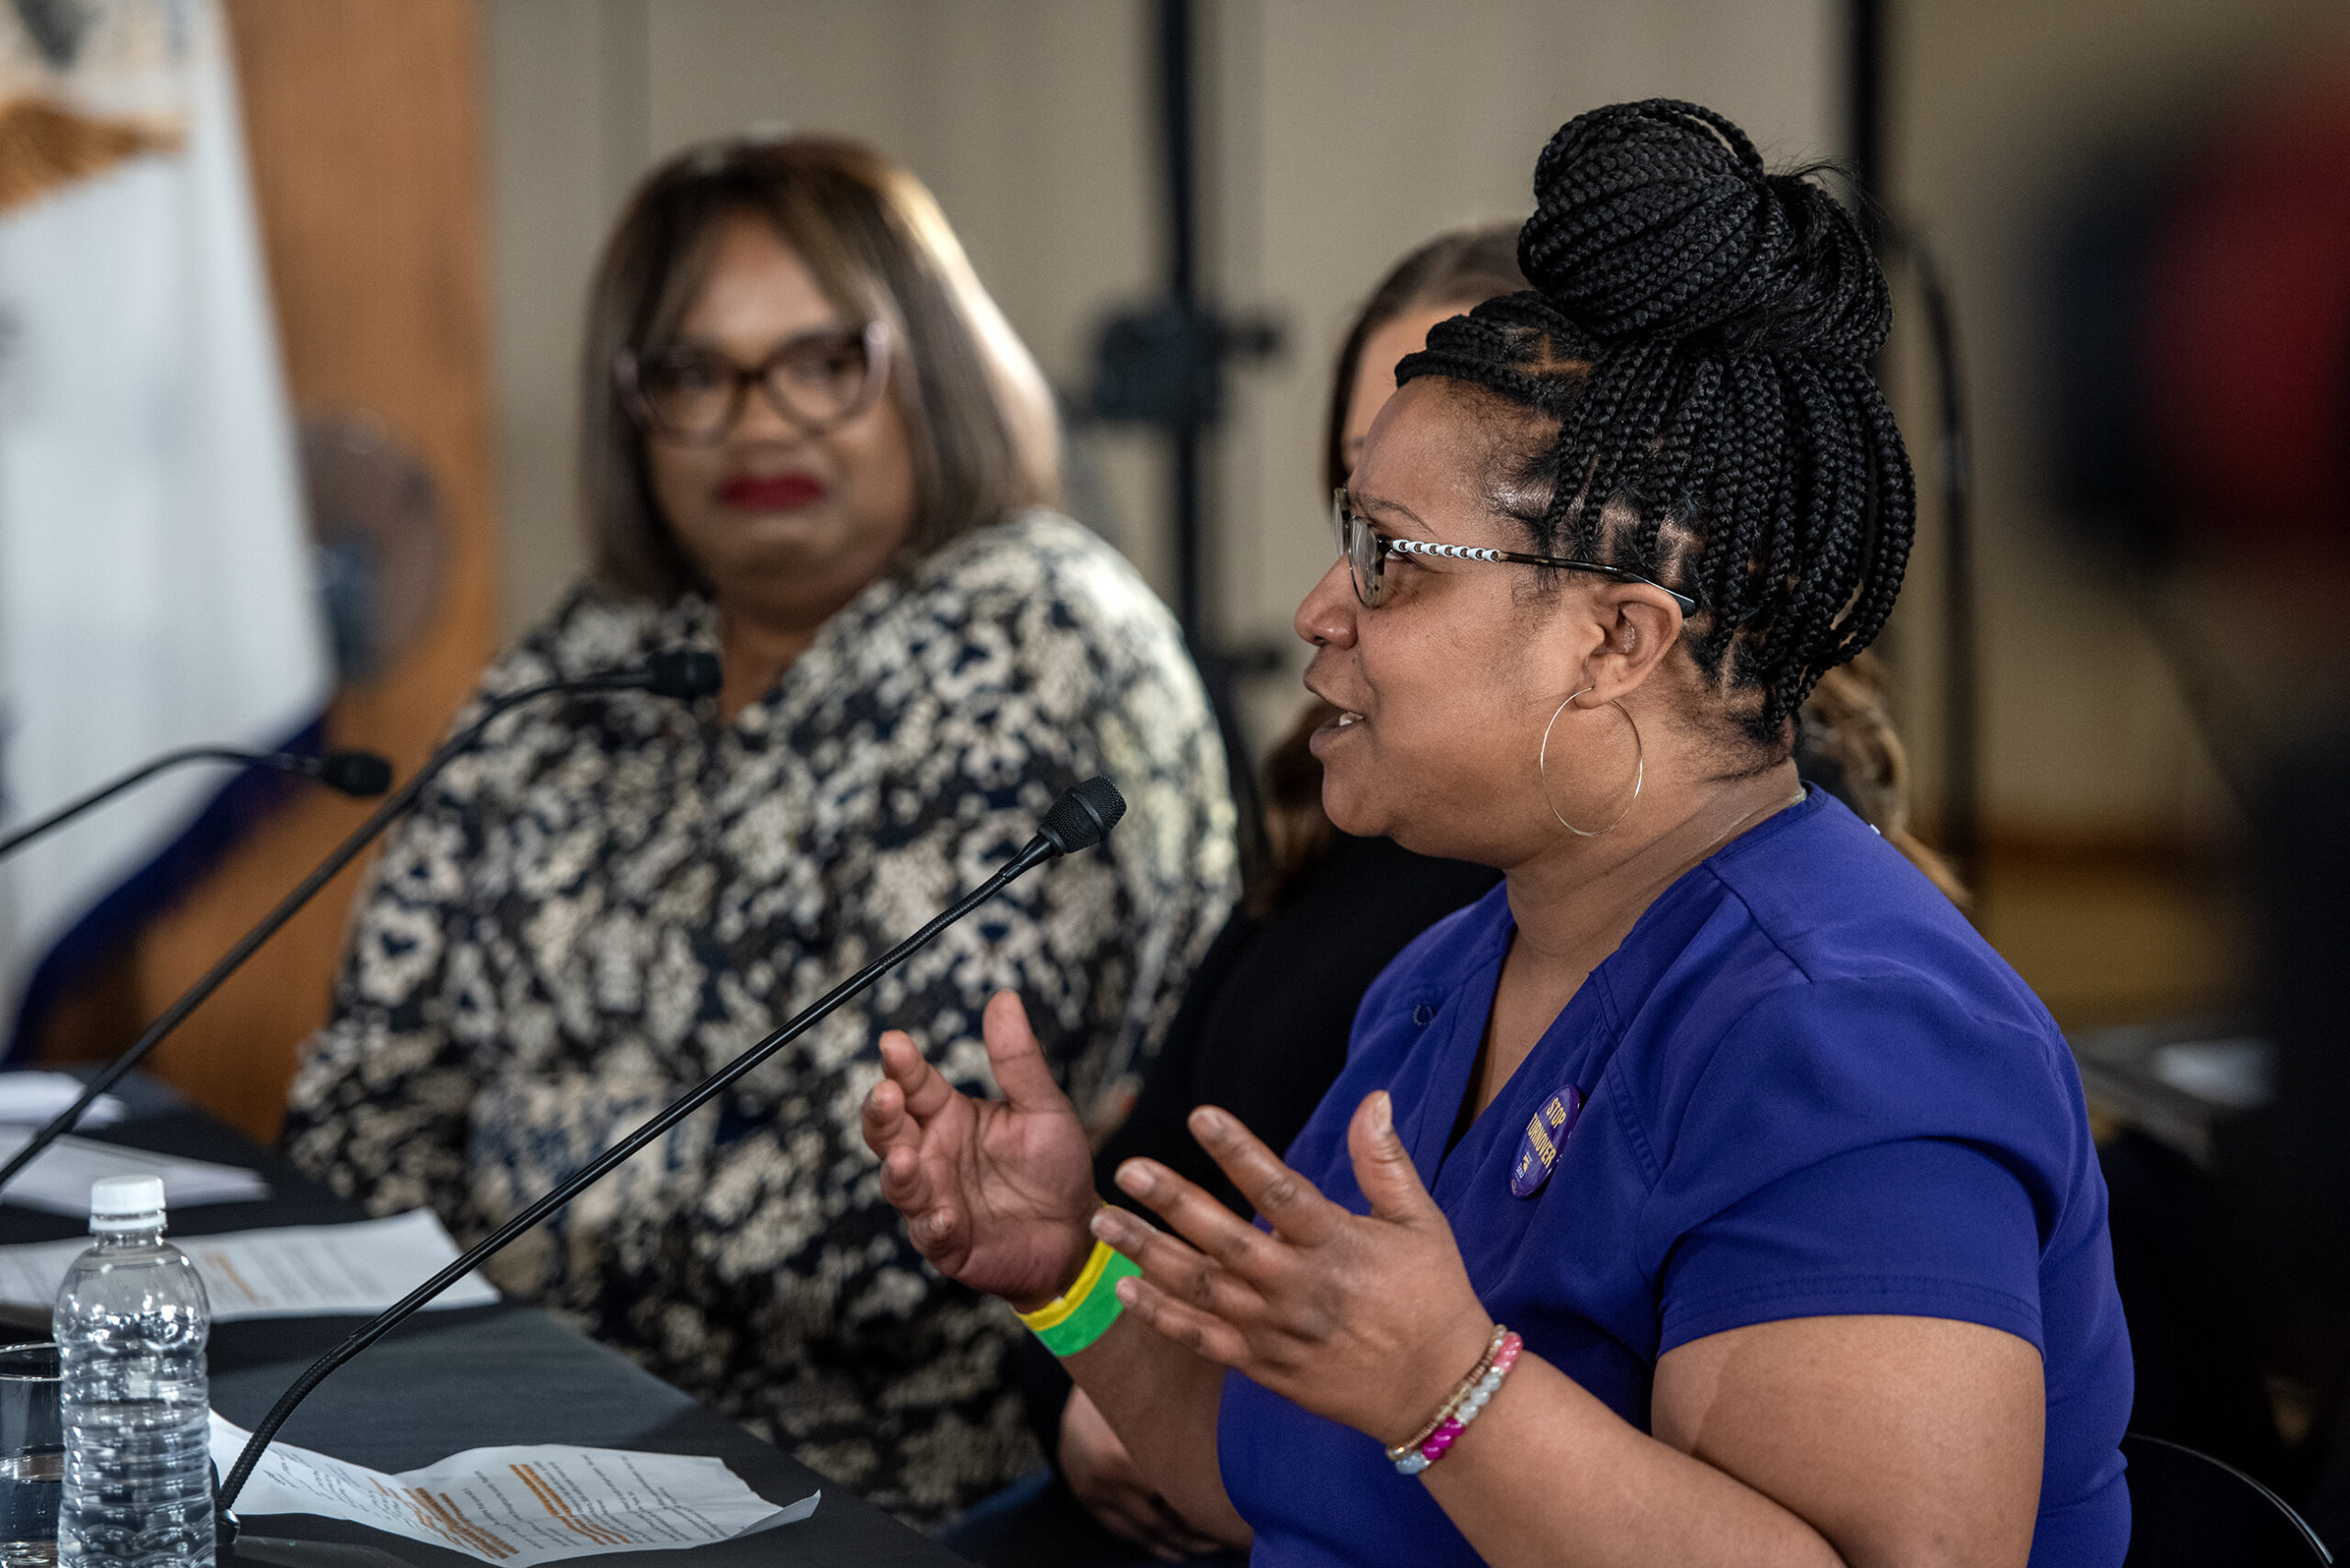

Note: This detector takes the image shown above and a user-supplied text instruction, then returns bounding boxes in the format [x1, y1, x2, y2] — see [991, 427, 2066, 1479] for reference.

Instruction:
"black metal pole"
[1849, 0, 1886, 241]
[1850, 0, 1981, 896]
[1132, 0, 1269, 879]
[1910, 239, 1981, 892]
[1160, 0, 1196, 307]
[1158, 0, 1203, 649]
[1174, 424, 1203, 654]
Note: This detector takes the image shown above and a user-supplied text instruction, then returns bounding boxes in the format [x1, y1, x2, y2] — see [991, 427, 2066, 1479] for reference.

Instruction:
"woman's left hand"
[1089, 1089, 1497, 1449]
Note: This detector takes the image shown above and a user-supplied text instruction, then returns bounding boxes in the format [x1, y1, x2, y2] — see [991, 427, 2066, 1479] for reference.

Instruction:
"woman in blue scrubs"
[864, 99, 2130, 1567]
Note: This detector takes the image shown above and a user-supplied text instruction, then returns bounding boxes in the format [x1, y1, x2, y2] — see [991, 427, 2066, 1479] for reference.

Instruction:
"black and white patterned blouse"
[282, 511, 1237, 1527]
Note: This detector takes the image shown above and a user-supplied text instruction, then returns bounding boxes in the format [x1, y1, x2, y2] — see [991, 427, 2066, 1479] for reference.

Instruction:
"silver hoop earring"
[1539, 688, 1643, 837]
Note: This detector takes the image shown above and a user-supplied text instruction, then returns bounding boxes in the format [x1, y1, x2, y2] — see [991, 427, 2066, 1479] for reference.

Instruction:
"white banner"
[0, 0, 329, 1044]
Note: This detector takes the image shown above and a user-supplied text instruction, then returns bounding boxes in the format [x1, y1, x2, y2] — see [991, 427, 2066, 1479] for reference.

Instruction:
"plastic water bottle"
[52, 1177, 213, 1567]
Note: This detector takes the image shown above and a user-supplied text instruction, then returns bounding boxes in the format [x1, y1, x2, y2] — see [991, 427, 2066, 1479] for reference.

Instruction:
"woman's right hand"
[862, 990, 1100, 1309]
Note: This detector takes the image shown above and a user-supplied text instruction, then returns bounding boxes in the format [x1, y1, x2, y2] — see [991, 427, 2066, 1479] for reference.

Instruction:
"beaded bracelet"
[1016, 1238, 1142, 1356]
[1392, 1330, 1523, 1476]
[1385, 1325, 1507, 1466]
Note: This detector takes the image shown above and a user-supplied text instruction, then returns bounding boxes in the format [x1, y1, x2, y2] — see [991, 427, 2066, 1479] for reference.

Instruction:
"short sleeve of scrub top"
[1214, 790, 2132, 1568]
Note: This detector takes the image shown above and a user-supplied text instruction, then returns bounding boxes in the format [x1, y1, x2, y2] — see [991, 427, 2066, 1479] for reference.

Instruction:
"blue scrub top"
[1216, 790, 2131, 1567]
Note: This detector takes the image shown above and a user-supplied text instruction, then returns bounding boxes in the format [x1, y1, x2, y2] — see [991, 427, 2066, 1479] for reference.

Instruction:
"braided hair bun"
[1398, 99, 1914, 746]
[1518, 102, 1888, 359]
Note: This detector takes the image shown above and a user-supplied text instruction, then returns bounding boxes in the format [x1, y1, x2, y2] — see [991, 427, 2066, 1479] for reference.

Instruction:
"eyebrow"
[664, 320, 857, 353]
[1349, 491, 1436, 538]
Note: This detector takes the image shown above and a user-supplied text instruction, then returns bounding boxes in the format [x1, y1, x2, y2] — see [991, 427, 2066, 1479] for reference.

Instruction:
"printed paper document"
[210, 1415, 820, 1564]
[0, 1073, 123, 1129]
[0, 1209, 498, 1319]
[0, 1130, 265, 1215]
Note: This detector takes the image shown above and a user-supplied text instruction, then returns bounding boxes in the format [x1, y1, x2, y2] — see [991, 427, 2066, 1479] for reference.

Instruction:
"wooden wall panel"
[127, 0, 500, 1142]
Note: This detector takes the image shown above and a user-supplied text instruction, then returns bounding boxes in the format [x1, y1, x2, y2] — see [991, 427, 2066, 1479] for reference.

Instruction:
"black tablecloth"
[0, 1076, 960, 1567]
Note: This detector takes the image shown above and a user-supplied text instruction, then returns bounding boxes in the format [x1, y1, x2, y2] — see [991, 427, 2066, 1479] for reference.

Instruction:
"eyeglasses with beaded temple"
[1331, 489, 1698, 613]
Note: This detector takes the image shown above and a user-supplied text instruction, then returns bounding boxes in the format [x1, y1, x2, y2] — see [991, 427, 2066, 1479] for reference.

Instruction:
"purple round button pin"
[1509, 1085, 1583, 1198]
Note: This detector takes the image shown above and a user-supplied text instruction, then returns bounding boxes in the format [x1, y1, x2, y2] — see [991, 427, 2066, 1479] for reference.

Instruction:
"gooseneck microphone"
[0, 745, 397, 861]
[216, 776, 1126, 1516]
[0, 650, 723, 1198]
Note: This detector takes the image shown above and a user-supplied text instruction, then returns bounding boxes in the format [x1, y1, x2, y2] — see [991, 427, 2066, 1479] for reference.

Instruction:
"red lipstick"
[719, 473, 827, 510]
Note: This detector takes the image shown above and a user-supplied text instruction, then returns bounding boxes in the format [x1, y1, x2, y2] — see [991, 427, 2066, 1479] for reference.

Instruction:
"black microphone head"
[315, 749, 394, 797]
[1037, 777, 1125, 857]
[645, 649, 722, 700]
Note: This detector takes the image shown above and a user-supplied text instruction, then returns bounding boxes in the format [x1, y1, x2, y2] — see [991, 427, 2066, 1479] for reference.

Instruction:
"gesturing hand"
[1089, 1090, 1495, 1448]
[861, 991, 1100, 1310]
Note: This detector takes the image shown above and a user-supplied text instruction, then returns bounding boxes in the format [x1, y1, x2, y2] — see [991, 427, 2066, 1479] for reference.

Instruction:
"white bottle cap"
[88, 1175, 165, 1232]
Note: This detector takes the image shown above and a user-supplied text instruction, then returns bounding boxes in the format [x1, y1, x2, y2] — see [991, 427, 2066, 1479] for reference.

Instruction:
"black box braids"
[1399, 99, 1916, 747]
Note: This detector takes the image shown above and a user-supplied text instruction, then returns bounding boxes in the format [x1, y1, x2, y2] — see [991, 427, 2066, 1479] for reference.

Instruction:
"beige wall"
[1211, 1, 1837, 747]
[485, 0, 1836, 734]
[487, 0, 2343, 849]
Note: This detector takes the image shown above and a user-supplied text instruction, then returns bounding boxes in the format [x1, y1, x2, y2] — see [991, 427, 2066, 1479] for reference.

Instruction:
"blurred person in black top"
[1092, 228, 1528, 1236]
[944, 226, 1963, 1568]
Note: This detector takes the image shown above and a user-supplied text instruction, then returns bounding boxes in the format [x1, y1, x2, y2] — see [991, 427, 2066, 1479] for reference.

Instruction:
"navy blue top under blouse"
[1215, 789, 2131, 1567]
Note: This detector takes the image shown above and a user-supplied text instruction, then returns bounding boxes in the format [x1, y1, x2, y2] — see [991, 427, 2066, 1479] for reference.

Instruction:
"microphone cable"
[0, 745, 395, 862]
[216, 776, 1126, 1518]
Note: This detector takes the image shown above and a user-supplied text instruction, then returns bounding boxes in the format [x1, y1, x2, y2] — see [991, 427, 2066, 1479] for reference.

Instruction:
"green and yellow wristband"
[1018, 1238, 1141, 1356]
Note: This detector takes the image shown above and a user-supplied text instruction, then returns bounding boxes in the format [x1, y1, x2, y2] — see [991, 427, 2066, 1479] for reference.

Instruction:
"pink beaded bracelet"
[1393, 1330, 1522, 1476]
[1385, 1325, 1506, 1464]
